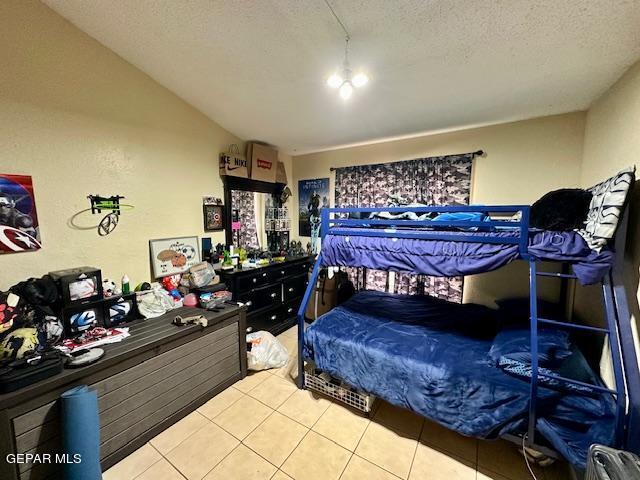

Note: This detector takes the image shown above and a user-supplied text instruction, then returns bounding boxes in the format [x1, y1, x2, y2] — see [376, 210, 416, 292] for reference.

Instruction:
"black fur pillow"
[530, 189, 592, 231]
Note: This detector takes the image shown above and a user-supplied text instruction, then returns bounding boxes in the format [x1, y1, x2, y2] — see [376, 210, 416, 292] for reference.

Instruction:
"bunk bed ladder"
[528, 262, 627, 450]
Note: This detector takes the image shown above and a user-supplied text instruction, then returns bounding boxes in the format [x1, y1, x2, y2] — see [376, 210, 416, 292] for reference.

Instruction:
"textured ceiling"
[44, 0, 640, 154]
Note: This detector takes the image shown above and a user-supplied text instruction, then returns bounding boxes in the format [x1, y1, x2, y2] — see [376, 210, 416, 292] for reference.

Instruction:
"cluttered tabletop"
[0, 303, 241, 409]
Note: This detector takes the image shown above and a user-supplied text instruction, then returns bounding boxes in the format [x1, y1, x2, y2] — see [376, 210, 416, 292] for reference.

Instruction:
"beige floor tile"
[277, 389, 331, 427]
[409, 443, 476, 480]
[149, 411, 209, 455]
[272, 356, 298, 385]
[235, 370, 272, 393]
[419, 419, 477, 463]
[203, 444, 277, 480]
[103, 443, 162, 480]
[477, 439, 545, 480]
[312, 402, 369, 451]
[165, 422, 239, 480]
[248, 374, 297, 408]
[198, 386, 244, 419]
[244, 411, 308, 467]
[213, 395, 273, 439]
[373, 401, 424, 438]
[280, 326, 298, 339]
[271, 470, 293, 480]
[341, 455, 400, 480]
[281, 431, 351, 480]
[134, 458, 183, 480]
[355, 422, 418, 480]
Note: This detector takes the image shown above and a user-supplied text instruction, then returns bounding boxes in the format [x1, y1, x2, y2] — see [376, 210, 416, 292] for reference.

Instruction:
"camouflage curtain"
[231, 190, 259, 249]
[334, 153, 474, 303]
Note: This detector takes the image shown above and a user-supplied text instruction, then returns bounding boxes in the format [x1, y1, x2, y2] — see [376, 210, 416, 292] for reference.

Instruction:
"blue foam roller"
[61, 385, 102, 480]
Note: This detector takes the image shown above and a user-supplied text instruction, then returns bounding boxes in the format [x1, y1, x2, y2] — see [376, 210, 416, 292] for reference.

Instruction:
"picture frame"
[203, 204, 224, 231]
[149, 236, 200, 278]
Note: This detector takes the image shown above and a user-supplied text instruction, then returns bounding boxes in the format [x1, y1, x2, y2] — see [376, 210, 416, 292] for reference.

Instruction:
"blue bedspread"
[303, 291, 616, 468]
[321, 229, 613, 285]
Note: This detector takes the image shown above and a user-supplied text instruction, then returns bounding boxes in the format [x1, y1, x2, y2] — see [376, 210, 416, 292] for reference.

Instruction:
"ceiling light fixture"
[324, 0, 369, 100]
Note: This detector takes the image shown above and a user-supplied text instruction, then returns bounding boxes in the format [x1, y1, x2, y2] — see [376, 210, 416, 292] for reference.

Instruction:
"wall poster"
[0, 174, 42, 254]
[298, 178, 329, 253]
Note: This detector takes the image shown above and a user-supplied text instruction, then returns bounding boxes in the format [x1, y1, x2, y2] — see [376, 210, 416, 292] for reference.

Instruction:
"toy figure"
[161, 274, 182, 302]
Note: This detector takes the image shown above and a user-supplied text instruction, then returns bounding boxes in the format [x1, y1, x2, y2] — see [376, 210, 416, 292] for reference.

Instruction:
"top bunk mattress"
[321, 229, 613, 285]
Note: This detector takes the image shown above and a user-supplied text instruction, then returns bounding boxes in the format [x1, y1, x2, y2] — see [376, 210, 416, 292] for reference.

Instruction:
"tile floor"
[103, 326, 572, 480]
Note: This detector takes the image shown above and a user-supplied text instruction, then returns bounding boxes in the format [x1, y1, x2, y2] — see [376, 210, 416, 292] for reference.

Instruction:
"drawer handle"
[270, 293, 277, 298]
[288, 287, 294, 292]
[270, 315, 277, 320]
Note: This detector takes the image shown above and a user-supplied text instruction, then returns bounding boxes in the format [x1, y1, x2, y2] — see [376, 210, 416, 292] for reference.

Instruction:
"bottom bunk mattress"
[303, 291, 616, 468]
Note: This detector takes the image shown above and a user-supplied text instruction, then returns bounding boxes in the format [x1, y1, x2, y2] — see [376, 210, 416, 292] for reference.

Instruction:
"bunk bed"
[296, 176, 640, 470]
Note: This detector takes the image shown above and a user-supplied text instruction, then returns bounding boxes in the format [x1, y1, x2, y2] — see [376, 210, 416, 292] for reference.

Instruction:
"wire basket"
[305, 368, 375, 413]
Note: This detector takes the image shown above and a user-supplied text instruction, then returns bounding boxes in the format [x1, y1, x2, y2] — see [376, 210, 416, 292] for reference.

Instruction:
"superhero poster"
[0, 174, 42, 254]
[298, 178, 329, 237]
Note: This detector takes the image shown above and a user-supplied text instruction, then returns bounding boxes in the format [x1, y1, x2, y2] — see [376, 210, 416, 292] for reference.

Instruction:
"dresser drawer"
[237, 270, 272, 291]
[283, 261, 311, 278]
[282, 298, 301, 318]
[252, 283, 282, 310]
[283, 274, 308, 302]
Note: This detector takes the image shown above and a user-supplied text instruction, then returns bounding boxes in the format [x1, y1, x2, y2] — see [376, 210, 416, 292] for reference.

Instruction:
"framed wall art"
[149, 236, 200, 278]
[203, 204, 224, 231]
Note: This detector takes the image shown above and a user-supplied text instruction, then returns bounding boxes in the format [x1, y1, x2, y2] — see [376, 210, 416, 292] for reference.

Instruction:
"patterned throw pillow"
[578, 167, 635, 251]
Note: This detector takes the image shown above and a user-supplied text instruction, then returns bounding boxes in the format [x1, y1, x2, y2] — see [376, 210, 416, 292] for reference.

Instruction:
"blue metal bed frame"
[296, 204, 640, 458]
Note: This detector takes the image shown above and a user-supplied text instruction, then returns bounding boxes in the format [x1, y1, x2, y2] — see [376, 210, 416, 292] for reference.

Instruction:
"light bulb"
[327, 74, 343, 89]
[352, 73, 368, 88]
[339, 82, 353, 99]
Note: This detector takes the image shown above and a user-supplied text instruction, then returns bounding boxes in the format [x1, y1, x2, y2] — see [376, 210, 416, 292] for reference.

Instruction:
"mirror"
[223, 177, 290, 254]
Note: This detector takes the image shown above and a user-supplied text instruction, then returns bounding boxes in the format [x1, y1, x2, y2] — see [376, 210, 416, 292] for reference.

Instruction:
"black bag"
[335, 270, 355, 305]
[530, 189, 592, 231]
[0, 351, 64, 393]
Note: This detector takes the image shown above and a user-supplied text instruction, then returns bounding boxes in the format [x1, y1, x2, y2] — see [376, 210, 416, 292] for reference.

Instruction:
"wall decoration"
[149, 236, 201, 278]
[203, 204, 224, 231]
[69, 194, 134, 236]
[0, 174, 42, 254]
[298, 178, 329, 252]
[203, 197, 224, 232]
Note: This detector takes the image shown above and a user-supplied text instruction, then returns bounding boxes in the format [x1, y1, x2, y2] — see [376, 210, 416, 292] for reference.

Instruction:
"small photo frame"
[203, 204, 224, 231]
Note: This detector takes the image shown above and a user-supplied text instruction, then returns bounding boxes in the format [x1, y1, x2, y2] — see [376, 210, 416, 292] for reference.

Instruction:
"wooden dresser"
[0, 304, 246, 480]
[219, 256, 313, 335]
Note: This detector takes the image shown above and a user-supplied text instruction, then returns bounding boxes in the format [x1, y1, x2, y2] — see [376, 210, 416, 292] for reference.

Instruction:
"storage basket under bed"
[305, 368, 375, 413]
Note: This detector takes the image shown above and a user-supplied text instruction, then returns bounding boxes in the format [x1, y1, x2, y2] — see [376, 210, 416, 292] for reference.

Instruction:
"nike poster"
[0, 174, 42, 254]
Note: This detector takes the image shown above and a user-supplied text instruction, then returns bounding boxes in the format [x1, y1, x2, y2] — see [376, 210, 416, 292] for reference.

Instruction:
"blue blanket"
[321, 229, 613, 285]
[303, 291, 615, 468]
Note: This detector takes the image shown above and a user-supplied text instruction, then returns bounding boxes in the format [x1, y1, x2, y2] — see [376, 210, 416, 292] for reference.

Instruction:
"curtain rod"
[329, 150, 484, 171]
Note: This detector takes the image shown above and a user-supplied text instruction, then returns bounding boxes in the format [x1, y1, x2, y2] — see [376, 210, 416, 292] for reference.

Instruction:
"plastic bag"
[246, 331, 289, 371]
[136, 287, 181, 318]
[189, 262, 217, 288]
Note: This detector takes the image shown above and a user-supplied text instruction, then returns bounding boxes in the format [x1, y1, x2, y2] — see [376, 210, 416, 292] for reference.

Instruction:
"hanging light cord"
[324, 0, 351, 41]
